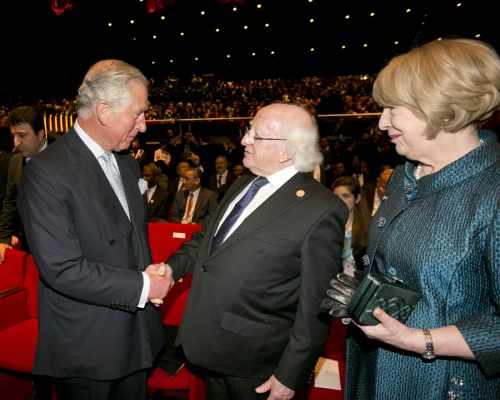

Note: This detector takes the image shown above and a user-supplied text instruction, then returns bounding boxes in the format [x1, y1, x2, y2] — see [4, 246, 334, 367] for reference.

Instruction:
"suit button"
[201, 266, 207, 272]
[377, 217, 387, 228]
[109, 239, 115, 245]
[388, 267, 397, 276]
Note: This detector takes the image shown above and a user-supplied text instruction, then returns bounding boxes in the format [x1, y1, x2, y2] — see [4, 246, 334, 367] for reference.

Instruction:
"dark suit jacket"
[146, 185, 169, 221]
[17, 128, 164, 380]
[207, 172, 236, 201]
[168, 172, 347, 390]
[0, 153, 23, 244]
[170, 188, 218, 225]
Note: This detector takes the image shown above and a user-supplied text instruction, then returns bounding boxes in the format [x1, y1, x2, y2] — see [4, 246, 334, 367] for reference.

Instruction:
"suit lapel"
[208, 173, 312, 256]
[207, 175, 254, 251]
[192, 189, 206, 221]
[117, 155, 144, 227]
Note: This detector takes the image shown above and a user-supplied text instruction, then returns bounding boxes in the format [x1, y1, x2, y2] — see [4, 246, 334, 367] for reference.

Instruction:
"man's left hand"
[255, 375, 295, 400]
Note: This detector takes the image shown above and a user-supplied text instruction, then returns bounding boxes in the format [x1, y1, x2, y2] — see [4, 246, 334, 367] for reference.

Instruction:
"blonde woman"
[341, 38, 500, 399]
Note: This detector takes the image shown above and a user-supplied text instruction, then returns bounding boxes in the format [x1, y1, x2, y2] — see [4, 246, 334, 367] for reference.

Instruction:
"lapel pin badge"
[296, 189, 305, 198]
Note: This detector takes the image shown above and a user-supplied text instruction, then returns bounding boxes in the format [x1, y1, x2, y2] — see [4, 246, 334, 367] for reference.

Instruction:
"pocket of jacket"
[220, 312, 271, 337]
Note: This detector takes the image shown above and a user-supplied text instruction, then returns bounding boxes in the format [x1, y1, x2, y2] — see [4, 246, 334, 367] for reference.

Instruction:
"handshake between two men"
[145, 263, 174, 306]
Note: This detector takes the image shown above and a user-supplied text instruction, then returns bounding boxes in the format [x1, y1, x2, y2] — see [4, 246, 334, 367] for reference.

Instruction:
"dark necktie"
[212, 176, 268, 249]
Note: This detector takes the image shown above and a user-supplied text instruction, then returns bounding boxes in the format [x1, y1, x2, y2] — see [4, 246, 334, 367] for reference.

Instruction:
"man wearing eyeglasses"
[165, 103, 347, 400]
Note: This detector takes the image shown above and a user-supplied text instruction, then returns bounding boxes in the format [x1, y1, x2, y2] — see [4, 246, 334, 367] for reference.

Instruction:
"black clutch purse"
[347, 272, 421, 325]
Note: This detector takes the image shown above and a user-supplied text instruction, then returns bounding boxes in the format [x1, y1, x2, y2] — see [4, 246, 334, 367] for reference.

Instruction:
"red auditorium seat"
[148, 276, 205, 400]
[147, 223, 206, 400]
[148, 222, 202, 263]
[0, 250, 38, 373]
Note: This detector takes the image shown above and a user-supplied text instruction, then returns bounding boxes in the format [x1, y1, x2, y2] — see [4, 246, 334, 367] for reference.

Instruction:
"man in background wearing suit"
[170, 167, 218, 226]
[0, 106, 47, 262]
[207, 155, 236, 201]
[165, 103, 347, 400]
[18, 60, 173, 400]
[143, 162, 170, 221]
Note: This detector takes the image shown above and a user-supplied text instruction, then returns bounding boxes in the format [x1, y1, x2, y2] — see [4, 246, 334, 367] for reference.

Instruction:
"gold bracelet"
[421, 328, 436, 360]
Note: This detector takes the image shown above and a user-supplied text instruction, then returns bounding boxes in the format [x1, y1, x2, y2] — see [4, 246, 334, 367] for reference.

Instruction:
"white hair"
[283, 106, 323, 172]
[76, 59, 148, 118]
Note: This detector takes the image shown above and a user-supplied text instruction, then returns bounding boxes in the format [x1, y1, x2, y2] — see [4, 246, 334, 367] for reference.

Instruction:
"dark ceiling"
[1, 0, 497, 102]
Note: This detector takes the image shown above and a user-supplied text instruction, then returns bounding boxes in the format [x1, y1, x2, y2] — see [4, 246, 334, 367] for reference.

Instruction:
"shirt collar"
[74, 120, 107, 160]
[265, 165, 299, 190]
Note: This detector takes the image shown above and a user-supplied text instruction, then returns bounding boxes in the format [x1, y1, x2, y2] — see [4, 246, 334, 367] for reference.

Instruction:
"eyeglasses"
[243, 124, 287, 142]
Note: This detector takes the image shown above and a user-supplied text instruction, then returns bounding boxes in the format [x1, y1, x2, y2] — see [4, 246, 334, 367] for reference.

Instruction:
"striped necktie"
[212, 176, 268, 249]
[100, 152, 130, 219]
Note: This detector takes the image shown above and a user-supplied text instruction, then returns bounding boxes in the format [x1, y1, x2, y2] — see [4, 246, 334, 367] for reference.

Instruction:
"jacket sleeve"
[455, 205, 500, 376]
[273, 201, 347, 389]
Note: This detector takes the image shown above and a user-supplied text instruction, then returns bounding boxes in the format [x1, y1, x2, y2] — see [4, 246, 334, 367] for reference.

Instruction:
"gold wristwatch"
[422, 328, 436, 360]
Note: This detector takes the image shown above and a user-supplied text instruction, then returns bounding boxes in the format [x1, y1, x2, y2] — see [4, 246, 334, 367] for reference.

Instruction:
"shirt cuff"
[138, 271, 150, 308]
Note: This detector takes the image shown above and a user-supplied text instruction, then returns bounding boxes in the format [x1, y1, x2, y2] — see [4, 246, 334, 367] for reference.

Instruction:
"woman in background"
[331, 176, 370, 276]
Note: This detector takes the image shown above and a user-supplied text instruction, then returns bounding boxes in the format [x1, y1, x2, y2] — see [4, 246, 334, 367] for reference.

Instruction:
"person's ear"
[96, 101, 112, 126]
[36, 129, 46, 141]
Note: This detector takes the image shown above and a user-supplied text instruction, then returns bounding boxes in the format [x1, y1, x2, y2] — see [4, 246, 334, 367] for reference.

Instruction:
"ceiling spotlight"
[363, 43, 368, 48]
[132, 37, 136, 41]
[251, 52, 256, 56]
[153, 35, 157, 39]
[226, 54, 231, 58]
[243, 25, 248, 30]
[257, 4, 262, 9]
[161, 16, 166, 20]
[341, 45, 347, 49]
[310, 47, 315, 52]
[233, 7, 237, 11]
[475, 33, 481, 38]
[152, 61, 156, 65]
[265, 23, 270, 28]
[406, 8, 411, 13]
[200, 10, 205, 15]
[370, 12, 375, 17]
[345, 15, 350, 19]
[456, 2, 462, 6]
[270, 50, 275, 55]
[215, 28, 220, 32]
[130, 19, 135, 24]
[194, 57, 199, 61]
[308, 0, 313, 2]
[180, 32, 185, 36]
[309, 18, 314, 23]
[107, 22, 112, 27]
[394, 40, 399, 45]
[169, 59, 174, 63]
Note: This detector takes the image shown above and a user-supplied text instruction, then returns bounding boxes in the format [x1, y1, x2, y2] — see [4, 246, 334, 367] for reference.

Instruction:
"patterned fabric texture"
[345, 138, 500, 399]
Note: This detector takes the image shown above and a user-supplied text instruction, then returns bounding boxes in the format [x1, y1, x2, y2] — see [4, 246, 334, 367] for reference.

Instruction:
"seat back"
[0, 249, 27, 292]
[148, 223, 202, 263]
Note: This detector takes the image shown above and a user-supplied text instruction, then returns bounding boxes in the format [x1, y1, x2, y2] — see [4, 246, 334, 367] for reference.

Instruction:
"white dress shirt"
[214, 165, 298, 243]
